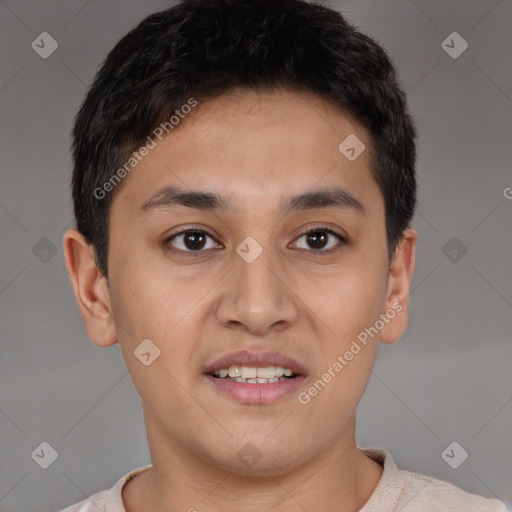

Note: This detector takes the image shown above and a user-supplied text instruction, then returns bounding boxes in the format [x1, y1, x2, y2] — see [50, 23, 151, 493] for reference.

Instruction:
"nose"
[215, 248, 299, 336]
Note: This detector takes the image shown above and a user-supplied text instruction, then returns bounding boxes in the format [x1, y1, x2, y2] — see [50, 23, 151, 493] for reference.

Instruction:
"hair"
[70, 0, 417, 279]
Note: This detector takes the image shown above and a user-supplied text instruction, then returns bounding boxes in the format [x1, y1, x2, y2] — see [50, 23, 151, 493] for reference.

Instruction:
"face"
[64, 88, 416, 476]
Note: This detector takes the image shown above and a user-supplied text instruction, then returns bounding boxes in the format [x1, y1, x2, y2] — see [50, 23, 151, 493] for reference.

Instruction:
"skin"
[63, 88, 417, 512]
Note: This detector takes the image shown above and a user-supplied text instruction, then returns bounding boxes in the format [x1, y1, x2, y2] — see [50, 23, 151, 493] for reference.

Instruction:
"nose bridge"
[238, 246, 278, 299]
[216, 235, 299, 334]
[236, 238, 285, 308]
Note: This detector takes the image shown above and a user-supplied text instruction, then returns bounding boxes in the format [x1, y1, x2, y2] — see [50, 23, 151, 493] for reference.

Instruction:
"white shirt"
[59, 447, 508, 511]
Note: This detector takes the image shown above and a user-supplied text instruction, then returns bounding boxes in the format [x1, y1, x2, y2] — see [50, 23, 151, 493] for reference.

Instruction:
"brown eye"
[306, 231, 329, 250]
[166, 230, 218, 252]
[292, 228, 346, 254]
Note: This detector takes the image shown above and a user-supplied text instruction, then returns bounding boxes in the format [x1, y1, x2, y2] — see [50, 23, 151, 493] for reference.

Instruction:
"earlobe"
[62, 228, 118, 348]
[379, 228, 417, 345]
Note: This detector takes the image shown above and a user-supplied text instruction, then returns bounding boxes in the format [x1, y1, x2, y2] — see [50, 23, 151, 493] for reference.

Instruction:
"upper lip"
[203, 350, 308, 376]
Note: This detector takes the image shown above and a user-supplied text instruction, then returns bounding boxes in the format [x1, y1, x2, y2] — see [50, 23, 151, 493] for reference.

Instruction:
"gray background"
[1, 1, 511, 511]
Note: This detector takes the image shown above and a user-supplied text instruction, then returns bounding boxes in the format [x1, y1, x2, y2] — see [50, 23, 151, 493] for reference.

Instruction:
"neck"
[123, 414, 384, 512]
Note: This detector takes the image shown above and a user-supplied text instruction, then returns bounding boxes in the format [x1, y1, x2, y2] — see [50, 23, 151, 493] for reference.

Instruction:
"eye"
[165, 229, 221, 252]
[291, 226, 346, 254]
[164, 226, 346, 255]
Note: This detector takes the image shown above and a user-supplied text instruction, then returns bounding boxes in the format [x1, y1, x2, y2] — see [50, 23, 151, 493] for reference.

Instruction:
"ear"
[62, 228, 117, 348]
[379, 228, 417, 345]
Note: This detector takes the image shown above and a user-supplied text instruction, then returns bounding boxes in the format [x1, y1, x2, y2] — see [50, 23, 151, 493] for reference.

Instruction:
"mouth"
[207, 364, 300, 383]
[202, 351, 308, 404]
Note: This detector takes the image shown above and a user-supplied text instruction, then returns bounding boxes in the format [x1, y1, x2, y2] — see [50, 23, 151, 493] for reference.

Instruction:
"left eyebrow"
[138, 185, 365, 215]
[282, 187, 365, 215]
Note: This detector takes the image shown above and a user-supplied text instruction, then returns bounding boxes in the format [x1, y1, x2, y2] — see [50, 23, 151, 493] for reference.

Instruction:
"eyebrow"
[139, 185, 365, 215]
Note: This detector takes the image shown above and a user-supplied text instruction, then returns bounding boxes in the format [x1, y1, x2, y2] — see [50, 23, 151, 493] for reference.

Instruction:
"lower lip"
[203, 374, 307, 404]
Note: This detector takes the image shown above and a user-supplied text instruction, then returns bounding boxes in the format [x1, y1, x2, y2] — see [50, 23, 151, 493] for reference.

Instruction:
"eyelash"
[163, 225, 347, 256]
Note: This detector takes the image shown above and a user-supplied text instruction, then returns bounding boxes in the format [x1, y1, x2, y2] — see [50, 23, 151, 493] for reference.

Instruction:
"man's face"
[98, 89, 400, 472]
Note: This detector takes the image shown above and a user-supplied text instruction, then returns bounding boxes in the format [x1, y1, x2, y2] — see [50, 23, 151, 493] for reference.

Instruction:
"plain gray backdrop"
[1, 1, 511, 511]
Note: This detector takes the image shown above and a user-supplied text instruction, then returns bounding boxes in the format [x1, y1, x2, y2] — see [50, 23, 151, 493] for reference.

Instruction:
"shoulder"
[58, 489, 109, 512]
[57, 465, 152, 512]
[397, 468, 508, 511]
[359, 447, 507, 512]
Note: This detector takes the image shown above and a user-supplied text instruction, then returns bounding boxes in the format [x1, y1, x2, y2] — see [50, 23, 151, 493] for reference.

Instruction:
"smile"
[210, 364, 297, 383]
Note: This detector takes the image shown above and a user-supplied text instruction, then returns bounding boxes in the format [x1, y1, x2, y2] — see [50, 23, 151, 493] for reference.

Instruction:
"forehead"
[111, 88, 381, 218]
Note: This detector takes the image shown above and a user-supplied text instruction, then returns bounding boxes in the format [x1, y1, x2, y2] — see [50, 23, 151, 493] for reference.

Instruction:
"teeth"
[228, 366, 240, 378]
[255, 367, 272, 379]
[240, 366, 257, 379]
[230, 376, 288, 384]
[213, 365, 296, 380]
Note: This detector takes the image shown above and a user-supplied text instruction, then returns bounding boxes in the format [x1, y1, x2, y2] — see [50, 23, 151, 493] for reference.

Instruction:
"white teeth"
[256, 367, 273, 379]
[231, 376, 288, 384]
[240, 367, 257, 379]
[213, 365, 296, 380]
[228, 366, 240, 378]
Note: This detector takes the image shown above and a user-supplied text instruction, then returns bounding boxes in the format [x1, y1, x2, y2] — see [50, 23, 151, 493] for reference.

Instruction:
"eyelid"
[300, 225, 347, 241]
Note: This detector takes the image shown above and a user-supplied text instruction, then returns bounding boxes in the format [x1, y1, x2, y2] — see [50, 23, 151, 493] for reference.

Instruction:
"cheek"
[108, 255, 207, 368]
[303, 262, 387, 398]
[108, 237, 183, 335]
[108, 268, 202, 418]
[316, 262, 388, 341]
